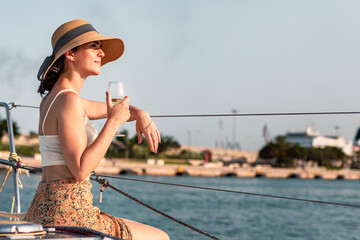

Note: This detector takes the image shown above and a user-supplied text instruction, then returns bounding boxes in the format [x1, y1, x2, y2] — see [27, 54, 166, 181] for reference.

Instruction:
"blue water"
[0, 173, 359, 240]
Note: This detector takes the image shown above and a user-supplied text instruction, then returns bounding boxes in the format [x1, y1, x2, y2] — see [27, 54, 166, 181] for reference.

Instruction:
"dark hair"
[37, 47, 78, 97]
[37, 55, 65, 97]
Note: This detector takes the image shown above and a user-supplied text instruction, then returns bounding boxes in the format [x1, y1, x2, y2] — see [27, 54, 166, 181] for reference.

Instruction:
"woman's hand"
[106, 92, 131, 127]
[135, 111, 161, 153]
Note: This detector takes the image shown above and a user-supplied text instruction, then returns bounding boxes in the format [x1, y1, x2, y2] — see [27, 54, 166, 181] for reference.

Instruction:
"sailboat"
[0, 101, 123, 240]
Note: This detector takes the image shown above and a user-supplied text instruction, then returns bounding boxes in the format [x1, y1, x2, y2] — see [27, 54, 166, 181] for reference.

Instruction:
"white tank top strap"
[42, 89, 80, 135]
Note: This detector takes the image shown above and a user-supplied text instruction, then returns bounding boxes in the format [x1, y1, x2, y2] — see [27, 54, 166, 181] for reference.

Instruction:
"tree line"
[106, 129, 181, 159]
[0, 116, 20, 140]
[259, 136, 349, 168]
[0, 115, 184, 159]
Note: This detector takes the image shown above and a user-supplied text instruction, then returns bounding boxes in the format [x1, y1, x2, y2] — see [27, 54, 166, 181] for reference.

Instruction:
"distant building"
[285, 126, 353, 156]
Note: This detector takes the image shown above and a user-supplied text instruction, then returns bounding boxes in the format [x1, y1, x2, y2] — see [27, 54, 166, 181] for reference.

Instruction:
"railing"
[0, 102, 21, 214]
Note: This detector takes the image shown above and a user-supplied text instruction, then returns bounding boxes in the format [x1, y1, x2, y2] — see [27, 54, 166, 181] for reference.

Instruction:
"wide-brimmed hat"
[37, 19, 124, 80]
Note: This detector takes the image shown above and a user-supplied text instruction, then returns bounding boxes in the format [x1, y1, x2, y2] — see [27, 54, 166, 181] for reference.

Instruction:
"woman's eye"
[90, 43, 101, 49]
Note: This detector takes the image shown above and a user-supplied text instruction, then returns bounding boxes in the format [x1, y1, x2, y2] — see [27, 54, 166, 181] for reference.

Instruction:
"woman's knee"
[135, 225, 169, 240]
[122, 219, 170, 240]
[152, 229, 170, 240]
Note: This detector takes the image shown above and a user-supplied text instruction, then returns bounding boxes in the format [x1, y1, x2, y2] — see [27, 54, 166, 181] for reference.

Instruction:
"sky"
[1, 0, 360, 151]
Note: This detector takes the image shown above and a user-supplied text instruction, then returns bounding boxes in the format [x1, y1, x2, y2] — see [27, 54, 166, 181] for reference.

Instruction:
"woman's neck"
[56, 73, 85, 94]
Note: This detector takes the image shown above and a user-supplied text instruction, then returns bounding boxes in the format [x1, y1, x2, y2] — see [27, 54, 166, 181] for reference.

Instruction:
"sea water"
[0, 173, 359, 240]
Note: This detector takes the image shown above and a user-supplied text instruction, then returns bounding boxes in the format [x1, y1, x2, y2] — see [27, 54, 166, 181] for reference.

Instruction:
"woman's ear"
[64, 50, 75, 62]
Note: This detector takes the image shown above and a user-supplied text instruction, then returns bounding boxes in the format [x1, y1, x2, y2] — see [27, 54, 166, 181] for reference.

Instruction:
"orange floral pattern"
[24, 178, 132, 239]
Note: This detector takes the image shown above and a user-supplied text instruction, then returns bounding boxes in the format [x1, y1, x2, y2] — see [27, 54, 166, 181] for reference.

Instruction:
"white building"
[285, 126, 353, 156]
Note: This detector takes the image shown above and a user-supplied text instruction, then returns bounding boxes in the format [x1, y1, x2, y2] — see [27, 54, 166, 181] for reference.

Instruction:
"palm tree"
[0, 116, 20, 142]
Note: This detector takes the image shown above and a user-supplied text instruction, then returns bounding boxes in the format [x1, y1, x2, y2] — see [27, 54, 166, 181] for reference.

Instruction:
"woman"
[24, 19, 169, 240]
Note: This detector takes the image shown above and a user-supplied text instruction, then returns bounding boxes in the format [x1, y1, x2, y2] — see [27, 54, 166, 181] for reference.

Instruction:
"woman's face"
[72, 41, 105, 77]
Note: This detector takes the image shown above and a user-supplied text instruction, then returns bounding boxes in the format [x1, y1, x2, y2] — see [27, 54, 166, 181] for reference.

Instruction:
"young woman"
[24, 19, 169, 240]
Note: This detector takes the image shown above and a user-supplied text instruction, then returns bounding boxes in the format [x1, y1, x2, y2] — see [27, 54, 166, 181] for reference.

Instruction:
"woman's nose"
[99, 48, 105, 58]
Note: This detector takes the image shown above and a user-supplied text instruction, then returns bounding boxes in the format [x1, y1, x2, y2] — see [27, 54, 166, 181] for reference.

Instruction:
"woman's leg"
[122, 219, 170, 240]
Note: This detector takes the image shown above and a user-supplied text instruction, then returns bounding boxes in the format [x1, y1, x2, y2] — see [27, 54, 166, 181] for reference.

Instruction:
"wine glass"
[108, 81, 126, 104]
[107, 81, 126, 137]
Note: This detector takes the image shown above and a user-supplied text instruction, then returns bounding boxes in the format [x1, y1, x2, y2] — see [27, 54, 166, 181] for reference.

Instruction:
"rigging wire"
[12, 104, 39, 109]
[0, 160, 359, 209]
[0, 158, 42, 173]
[96, 174, 360, 209]
[150, 111, 360, 118]
[6, 103, 360, 118]
[91, 173, 220, 240]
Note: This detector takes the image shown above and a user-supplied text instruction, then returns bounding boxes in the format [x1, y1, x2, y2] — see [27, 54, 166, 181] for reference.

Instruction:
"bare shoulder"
[57, 91, 83, 112]
[56, 91, 85, 133]
[58, 91, 81, 102]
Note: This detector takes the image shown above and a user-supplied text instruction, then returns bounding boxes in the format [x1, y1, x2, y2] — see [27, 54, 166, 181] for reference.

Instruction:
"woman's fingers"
[137, 129, 143, 144]
[156, 130, 161, 143]
[122, 96, 130, 105]
[147, 126, 160, 153]
[106, 94, 131, 125]
[106, 91, 112, 110]
[148, 133, 156, 153]
[140, 125, 159, 153]
[134, 112, 161, 153]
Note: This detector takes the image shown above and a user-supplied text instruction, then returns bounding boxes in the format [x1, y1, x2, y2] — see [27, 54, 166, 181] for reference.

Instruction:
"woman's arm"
[82, 98, 148, 121]
[58, 92, 130, 180]
[132, 108, 161, 153]
[82, 99, 107, 119]
[82, 97, 161, 153]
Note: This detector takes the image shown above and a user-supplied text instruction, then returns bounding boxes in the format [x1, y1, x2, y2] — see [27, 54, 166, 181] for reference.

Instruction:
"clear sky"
[1, 0, 360, 151]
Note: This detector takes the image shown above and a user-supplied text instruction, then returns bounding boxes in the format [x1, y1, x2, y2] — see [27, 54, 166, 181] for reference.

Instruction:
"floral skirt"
[24, 178, 132, 240]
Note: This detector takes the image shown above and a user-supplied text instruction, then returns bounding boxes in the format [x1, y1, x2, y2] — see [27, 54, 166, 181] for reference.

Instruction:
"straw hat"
[37, 19, 124, 80]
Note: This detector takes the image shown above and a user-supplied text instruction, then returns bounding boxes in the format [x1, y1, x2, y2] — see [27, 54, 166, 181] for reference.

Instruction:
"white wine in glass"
[108, 81, 126, 104]
[107, 81, 126, 137]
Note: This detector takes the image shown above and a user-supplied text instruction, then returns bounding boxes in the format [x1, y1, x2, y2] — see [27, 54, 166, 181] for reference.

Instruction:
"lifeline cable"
[0, 158, 42, 173]
[7, 103, 360, 117]
[11, 104, 39, 109]
[96, 174, 360, 209]
[91, 173, 220, 240]
[150, 111, 360, 118]
[1, 158, 359, 209]
[1, 158, 360, 209]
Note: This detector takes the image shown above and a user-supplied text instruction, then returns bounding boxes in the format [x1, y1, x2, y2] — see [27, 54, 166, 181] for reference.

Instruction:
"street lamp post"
[232, 109, 237, 149]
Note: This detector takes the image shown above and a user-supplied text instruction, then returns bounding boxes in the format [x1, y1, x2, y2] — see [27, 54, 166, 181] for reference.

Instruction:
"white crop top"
[39, 89, 98, 167]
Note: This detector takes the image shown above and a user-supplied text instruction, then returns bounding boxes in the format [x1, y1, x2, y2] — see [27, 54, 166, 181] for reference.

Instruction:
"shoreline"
[95, 158, 360, 180]
[2, 156, 358, 180]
